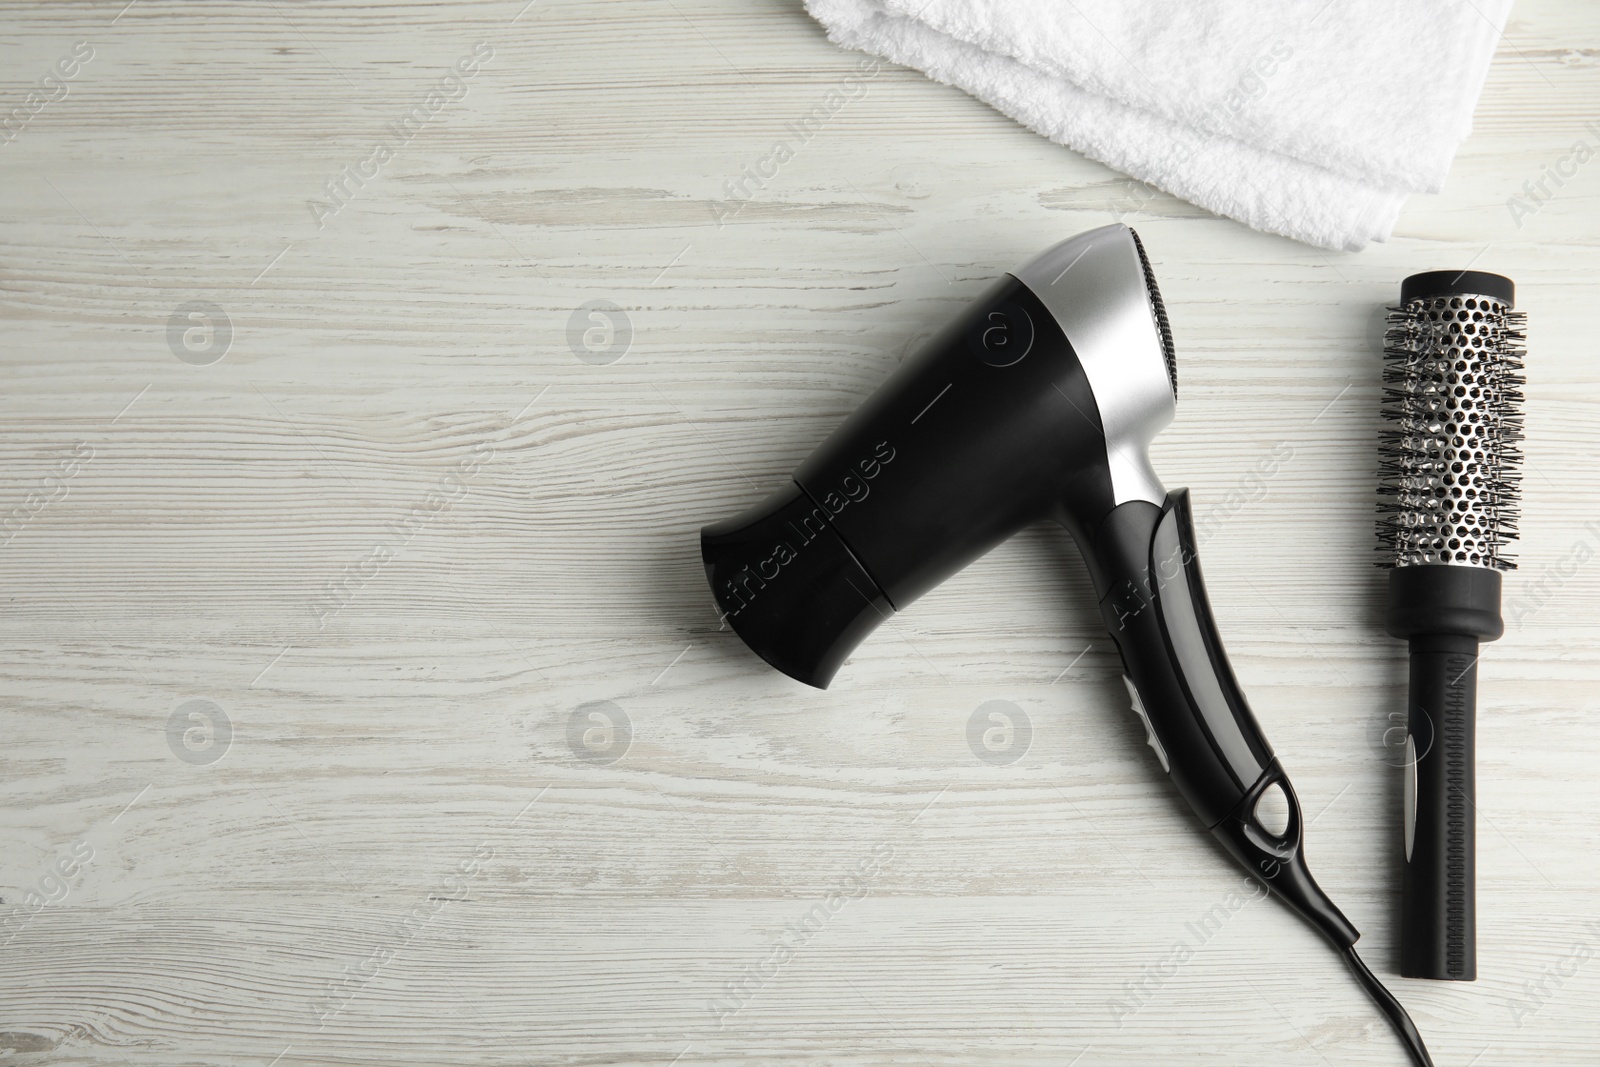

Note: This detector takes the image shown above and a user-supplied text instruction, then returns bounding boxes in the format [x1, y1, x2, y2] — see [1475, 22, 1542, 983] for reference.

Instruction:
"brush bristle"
[1376, 293, 1525, 570]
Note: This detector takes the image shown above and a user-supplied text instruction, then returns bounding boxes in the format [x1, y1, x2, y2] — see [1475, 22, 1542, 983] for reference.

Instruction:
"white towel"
[805, 0, 1514, 251]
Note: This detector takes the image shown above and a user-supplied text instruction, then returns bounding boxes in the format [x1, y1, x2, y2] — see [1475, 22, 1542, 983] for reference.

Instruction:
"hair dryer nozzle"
[702, 482, 892, 688]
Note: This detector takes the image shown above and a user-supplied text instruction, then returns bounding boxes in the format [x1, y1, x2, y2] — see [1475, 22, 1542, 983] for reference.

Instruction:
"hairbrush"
[1377, 270, 1525, 981]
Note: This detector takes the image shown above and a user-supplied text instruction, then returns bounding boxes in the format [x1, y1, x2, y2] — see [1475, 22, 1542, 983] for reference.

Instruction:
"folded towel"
[805, 0, 1514, 251]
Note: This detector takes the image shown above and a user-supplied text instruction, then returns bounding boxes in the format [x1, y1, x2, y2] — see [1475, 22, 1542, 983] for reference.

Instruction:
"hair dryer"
[701, 223, 1432, 1065]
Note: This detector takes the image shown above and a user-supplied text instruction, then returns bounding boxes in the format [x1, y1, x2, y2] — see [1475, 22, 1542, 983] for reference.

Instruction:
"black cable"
[1341, 945, 1435, 1067]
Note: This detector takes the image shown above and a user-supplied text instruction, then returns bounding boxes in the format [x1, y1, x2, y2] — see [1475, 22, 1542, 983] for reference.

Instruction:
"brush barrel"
[1385, 564, 1503, 981]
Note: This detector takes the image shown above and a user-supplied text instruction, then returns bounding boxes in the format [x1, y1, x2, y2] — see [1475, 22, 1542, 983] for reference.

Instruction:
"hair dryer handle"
[1086, 490, 1358, 947]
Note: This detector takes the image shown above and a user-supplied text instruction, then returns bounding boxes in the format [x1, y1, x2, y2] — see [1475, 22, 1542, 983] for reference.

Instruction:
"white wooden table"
[3, 1, 1597, 1063]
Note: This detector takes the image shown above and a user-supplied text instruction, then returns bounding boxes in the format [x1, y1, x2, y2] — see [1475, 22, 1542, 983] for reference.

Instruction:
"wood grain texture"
[1, 0, 1597, 1063]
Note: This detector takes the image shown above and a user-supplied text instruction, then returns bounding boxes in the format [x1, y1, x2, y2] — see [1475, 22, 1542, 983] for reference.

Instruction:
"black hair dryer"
[701, 224, 1433, 1065]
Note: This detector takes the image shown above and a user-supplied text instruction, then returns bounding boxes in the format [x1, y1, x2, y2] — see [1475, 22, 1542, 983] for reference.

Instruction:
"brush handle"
[1401, 634, 1479, 981]
[1385, 565, 1501, 982]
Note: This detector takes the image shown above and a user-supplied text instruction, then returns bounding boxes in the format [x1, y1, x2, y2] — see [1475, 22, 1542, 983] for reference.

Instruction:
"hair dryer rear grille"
[1377, 293, 1524, 570]
[1130, 228, 1178, 401]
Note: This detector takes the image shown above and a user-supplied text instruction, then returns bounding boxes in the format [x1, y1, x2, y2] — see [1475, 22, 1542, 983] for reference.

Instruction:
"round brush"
[1377, 270, 1525, 981]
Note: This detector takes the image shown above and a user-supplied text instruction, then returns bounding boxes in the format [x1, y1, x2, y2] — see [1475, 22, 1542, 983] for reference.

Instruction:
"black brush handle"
[1401, 634, 1478, 980]
[1386, 565, 1502, 982]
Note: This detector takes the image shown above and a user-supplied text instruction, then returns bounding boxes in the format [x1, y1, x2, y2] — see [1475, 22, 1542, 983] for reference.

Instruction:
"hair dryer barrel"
[702, 273, 1113, 688]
